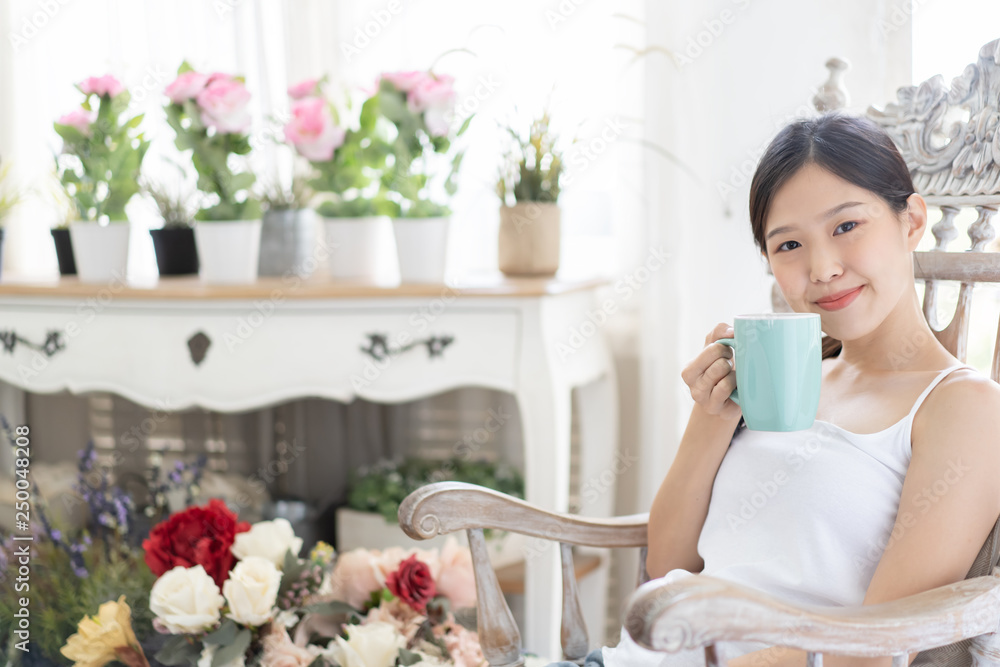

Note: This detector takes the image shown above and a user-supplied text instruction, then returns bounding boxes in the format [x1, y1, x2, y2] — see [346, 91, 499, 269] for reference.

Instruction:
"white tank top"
[696, 363, 977, 607]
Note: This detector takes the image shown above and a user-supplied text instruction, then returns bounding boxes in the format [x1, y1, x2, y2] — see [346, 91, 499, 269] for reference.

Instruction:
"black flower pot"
[150, 226, 199, 276]
[50, 228, 76, 275]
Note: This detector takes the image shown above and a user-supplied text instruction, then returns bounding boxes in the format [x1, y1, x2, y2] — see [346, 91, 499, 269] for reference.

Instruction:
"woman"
[589, 114, 1000, 667]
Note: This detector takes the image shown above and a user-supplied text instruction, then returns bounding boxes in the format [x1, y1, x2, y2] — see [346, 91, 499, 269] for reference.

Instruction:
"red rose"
[386, 554, 437, 611]
[142, 498, 250, 588]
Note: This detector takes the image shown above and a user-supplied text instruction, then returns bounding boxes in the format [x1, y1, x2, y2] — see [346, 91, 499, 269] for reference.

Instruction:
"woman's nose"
[810, 246, 843, 283]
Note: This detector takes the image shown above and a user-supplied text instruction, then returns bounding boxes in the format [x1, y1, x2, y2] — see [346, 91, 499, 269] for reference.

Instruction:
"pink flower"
[260, 623, 316, 667]
[165, 71, 209, 104]
[287, 79, 320, 100]
[407, 74, 455, 137]
[363, 599, 426, 643]
[436, 619, 486, 667]
[327, 548, 383, 609]
[380, 70, 430, 93]
[283, 97, 345, 162]
[196, 76, 252, 134]
[57, 108, 96, 136]
[435, 538, 476, 610]
[79, 75, 124, 98]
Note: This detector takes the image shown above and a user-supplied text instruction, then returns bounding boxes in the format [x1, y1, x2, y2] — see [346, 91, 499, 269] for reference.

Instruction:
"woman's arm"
[646, 403, 742, 577]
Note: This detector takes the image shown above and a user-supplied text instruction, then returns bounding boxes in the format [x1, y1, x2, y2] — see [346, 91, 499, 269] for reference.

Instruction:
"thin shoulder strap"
[907, 364, 978, 419]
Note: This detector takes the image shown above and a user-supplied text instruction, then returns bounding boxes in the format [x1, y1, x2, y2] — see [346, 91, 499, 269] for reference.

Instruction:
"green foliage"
[142, 175, 196, 227]
[54, 89, 149, 222]
[303, 95, 395, 219]
[347, 457, 524, 525]
[496, 109, 564, 205]
[0, 157, 25, 226]
[373, 78, 471, 219]
[0, 538, 157, 665]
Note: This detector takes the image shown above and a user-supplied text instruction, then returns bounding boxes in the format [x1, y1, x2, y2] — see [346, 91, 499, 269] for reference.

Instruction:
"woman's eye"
[776, 240, 800, 252]
[835, 221, 858, 234]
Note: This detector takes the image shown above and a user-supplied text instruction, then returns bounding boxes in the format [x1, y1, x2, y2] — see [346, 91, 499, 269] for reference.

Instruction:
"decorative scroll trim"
[0, 330, 65, 357]
[360, 333, 454, 362]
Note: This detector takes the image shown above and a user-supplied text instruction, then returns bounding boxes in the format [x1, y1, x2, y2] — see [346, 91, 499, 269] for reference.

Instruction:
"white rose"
[331, 622, 404, 667]
[231, 518, 303, 568]
[223, 556, 282, 627]
[150, 565, 224, 634]
[197, 644, 246, 667]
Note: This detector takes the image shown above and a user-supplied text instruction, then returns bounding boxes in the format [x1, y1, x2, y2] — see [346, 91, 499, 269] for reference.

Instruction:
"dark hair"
[748, 113, 915, 360]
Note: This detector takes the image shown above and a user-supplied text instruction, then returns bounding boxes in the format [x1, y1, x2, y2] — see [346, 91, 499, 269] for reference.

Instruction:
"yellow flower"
[61, 595, 144, 667]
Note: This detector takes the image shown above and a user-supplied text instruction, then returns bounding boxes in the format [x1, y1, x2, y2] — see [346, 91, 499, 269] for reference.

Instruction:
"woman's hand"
[681, 322, 742, 421]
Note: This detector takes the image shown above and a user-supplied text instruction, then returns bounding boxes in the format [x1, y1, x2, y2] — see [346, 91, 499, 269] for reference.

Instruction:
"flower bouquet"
[164, 63, 261, 283]
[55, 504, 487, 667]
[54, 74, 149, 282]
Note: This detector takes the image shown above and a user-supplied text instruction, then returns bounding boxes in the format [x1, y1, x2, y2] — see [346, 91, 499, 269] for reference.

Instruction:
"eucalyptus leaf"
[211, 629, 251, 667]
[154, 635, 203, 667]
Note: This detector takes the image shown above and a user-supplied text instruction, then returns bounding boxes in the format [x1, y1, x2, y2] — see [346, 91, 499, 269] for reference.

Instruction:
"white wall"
[632, 0, 913, 513]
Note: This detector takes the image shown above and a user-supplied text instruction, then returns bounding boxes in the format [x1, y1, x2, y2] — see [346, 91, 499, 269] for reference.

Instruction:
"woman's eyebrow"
[765, 201, 865, 240]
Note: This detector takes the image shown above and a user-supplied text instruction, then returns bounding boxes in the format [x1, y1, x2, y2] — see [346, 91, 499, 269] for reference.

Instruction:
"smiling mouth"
[815, 286, 864, 310]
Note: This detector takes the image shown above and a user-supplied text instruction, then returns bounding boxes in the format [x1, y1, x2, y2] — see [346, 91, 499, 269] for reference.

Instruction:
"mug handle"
[715, 338, 739, 407]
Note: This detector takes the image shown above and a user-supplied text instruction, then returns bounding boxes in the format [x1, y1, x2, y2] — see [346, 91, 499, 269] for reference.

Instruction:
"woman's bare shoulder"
[914, 365, 1000, 447]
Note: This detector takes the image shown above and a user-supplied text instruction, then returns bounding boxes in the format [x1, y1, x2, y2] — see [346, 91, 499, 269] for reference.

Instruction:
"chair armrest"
[624, 567, 1000, 657]
[398, 481, 648, 548]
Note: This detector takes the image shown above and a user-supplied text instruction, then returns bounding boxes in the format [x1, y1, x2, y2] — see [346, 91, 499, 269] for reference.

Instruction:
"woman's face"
[762, 163, 923, 342]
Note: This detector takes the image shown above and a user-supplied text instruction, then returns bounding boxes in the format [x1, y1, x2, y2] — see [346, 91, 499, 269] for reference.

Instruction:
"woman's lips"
[815, 286, 863, 311]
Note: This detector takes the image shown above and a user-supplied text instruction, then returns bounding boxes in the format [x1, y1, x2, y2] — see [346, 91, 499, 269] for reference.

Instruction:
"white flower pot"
[335, 507, 526, 568]
[195, 220, 262, 284]
[69, 221, 130, 284]
[392, 216, 450, 283]
[321, 215, 389, 281]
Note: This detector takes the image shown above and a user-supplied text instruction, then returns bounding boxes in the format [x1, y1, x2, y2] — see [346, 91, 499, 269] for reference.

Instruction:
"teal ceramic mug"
[716, 313, 822, 431]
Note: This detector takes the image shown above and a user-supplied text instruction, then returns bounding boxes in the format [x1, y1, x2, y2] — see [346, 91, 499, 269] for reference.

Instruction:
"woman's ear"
[904, 193, 928, 252]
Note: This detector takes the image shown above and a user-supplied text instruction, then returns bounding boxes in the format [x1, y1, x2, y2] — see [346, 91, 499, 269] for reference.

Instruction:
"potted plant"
[143, 171, 199, 276]
[164, 63, 261, 284]
[375, 70, 470, 283]
[339, 456, 527, 567]
[284, 78, 395, 281]
[258, 172, 316, 278]
[496, 108, 565, 276]
[0, 156, 26, 279]
[54, 75, 149, 283]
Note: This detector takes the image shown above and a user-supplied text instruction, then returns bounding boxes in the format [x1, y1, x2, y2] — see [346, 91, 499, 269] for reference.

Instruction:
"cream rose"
[231, 518, 303, 567]
[149, 565, 224, 634]
[331, 622, 404, 667]
[223, 556, 282, 626]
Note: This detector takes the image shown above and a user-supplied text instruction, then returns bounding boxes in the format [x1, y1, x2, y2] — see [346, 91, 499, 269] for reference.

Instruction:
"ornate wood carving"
[868, 39, 1000, 201]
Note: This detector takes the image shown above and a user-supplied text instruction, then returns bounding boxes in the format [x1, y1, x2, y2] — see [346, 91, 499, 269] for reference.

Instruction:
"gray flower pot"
[258, 209, 317, 277]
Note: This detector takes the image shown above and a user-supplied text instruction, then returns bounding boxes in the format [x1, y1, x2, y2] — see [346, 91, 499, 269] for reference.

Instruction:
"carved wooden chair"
[398, 41, 1000, 667]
